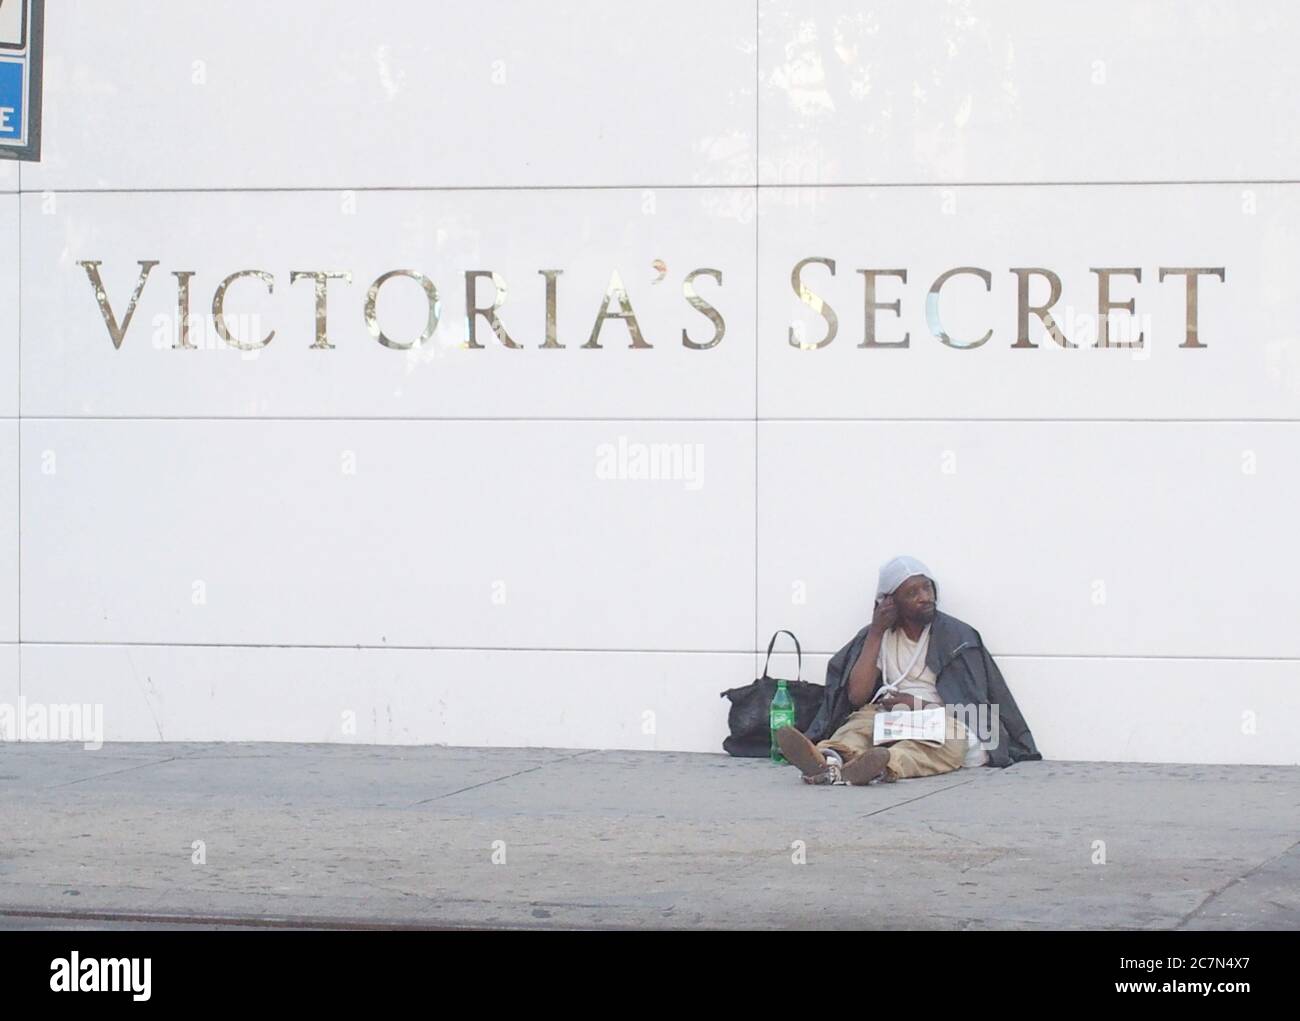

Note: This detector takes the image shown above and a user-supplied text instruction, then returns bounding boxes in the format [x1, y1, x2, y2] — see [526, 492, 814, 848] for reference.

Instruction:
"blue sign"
[0, 60, 23, 140]
[0, 0, 42, 161]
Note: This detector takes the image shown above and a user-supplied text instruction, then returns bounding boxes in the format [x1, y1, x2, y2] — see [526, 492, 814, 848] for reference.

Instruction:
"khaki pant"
[817, 704, 968, 780]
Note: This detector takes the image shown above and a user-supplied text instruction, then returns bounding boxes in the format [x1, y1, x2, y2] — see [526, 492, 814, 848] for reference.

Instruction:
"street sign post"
[0, 0, 43, 162]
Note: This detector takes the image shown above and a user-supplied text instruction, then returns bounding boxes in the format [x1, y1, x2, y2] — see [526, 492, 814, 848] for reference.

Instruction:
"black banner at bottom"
[0, 927, 1285, 1007]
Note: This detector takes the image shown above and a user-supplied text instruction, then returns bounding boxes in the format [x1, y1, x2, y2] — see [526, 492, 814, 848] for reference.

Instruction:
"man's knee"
[889, 744, 962, 779]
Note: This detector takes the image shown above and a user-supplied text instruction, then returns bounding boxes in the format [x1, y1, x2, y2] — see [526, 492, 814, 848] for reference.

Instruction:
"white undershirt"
[875, 625, 941, 705]
[875, 624, 987, 767]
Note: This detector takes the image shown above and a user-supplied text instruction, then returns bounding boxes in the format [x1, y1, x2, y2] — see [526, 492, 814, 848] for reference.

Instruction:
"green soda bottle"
[769, 680, 796, 763]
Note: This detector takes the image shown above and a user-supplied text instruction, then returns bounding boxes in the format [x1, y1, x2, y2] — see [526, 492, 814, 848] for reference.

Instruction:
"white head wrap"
[876, 555, 933, 598]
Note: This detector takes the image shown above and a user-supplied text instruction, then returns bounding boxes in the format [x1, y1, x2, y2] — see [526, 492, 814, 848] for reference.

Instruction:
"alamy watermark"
[0, 698, 104, 750]
[595, 435, 704, 491]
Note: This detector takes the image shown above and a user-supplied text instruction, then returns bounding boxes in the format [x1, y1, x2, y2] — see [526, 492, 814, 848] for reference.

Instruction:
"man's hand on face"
[870, 595, 898, 634]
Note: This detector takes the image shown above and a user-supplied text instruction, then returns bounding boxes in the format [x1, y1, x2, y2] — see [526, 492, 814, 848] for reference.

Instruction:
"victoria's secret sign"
[75, 260, 1225, 352]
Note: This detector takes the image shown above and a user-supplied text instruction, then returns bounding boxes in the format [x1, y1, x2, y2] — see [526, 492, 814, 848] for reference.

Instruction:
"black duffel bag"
[719, 630, 824, 757]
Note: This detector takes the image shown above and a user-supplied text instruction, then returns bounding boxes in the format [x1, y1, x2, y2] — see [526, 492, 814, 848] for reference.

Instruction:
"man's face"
[893, 575, 936, 625]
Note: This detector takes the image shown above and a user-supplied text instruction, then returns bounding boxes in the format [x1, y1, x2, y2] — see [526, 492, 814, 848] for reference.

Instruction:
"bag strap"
[761, 629, 803, 683]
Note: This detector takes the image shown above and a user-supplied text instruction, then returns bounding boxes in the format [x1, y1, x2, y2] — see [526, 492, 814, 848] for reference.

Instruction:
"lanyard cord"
[871, 627, 928, 703]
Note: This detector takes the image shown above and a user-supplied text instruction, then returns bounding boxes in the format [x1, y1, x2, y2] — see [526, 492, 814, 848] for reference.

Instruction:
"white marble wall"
[4, 1, 1298, 762]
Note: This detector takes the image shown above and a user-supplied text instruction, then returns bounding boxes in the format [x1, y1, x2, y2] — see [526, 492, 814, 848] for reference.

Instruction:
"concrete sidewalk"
[0, 742, 1296, 930]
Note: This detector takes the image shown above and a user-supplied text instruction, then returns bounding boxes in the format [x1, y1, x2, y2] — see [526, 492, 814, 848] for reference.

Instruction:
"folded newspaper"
[872, 707, 947, 746]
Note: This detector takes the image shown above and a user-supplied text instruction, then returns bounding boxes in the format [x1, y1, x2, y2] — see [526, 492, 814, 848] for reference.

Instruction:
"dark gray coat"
[805, 610, 1042, 768]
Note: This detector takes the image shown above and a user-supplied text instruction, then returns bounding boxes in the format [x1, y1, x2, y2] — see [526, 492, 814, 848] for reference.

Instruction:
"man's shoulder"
[933, 611, 982, 648]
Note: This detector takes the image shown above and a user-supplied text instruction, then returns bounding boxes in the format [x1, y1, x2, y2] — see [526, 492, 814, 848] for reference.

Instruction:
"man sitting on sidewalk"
[777, 556, 1041, 786]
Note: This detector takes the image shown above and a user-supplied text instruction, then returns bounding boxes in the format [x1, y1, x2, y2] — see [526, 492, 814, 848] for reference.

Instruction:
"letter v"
[78, 260, 160, 349]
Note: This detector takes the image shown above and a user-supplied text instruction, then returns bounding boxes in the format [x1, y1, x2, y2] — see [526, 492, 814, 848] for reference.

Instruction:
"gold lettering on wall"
[1091, 267, 1144, 349]
[212, 270, 276, 351]
[171, 270, 198, 350]
[365, 270, 439, 351]
[69, 258, 1226, 355]
[858, 269, 909, 349]
[464, 271, 520, 349]
[538, 269, 564, 349]
[681, 268, 725, 350]
[1158, 267, 1225, 349]
[927, 267, 992, 349]
[77, 260, 159, 350]
[789, 257, 837, 350]
[290, 271, 353, 350]
[584, 270, 650, 349]
[1010, 268, 1073, 349]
